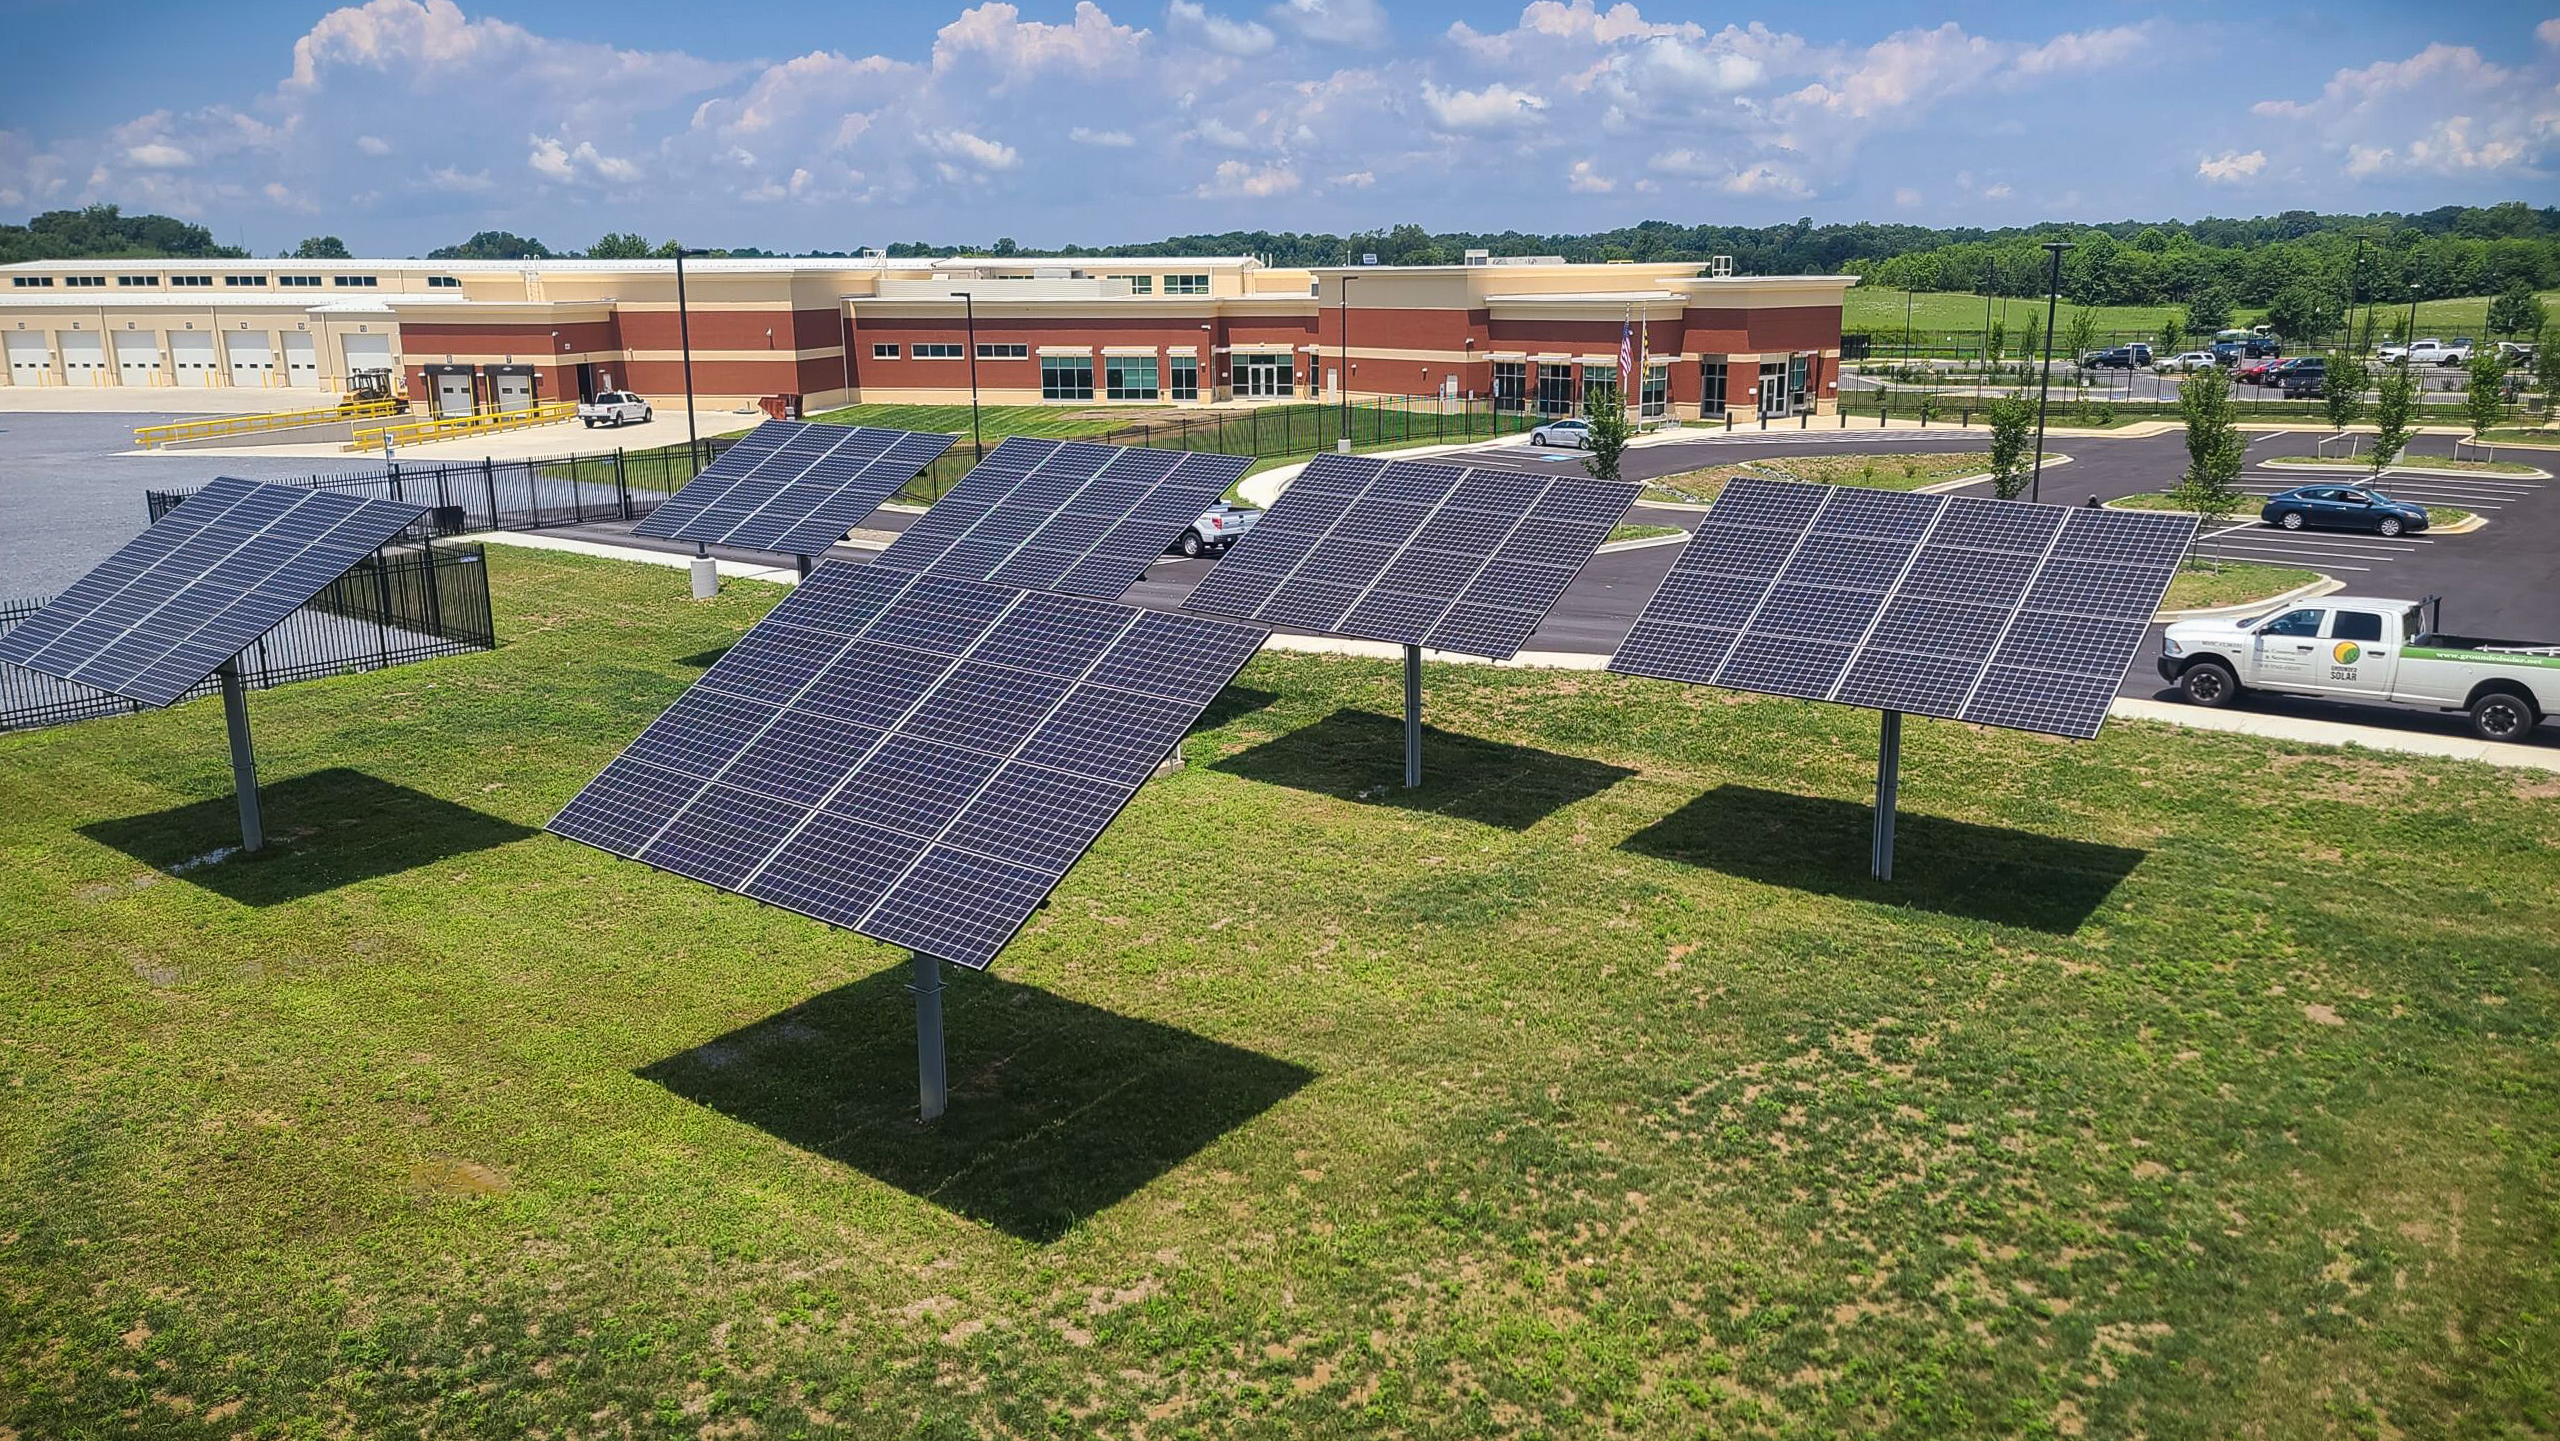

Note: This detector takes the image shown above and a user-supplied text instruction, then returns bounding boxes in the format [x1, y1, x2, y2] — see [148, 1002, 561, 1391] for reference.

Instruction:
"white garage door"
[341, 332, 395, 384]
[6, 332, 54, 386]
[115, 332, 163, 387]
[61, 332, 107, 386]
[493, 371, 534, 412]
[169, 330, 218, 388]
[283, 332, 319, 388]
[228, 332, 275, 388]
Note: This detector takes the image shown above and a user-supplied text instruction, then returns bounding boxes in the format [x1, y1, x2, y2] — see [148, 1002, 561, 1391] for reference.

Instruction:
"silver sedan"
[1528, 418, 1591, 448]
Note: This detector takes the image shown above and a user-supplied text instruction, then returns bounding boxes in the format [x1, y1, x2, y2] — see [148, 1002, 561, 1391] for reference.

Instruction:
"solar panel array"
[633, 419, 955, 555]
[0, 476, 428, 708]
[549, 563, 1269, 970]
[1180, 452, 1639, 660]
[872, 437, 1254, 600]
[1608, 477, 2195, 740]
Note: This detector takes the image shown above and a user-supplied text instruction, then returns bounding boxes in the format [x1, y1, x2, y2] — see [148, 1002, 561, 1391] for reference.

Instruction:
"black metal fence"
[0, 542, 496, 733]
[146, 435, 747, 536]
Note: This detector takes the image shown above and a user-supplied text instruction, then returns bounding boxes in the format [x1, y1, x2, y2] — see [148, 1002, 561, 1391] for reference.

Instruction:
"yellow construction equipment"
[347, 401, 579, 452]
[134, 397, 405, 450]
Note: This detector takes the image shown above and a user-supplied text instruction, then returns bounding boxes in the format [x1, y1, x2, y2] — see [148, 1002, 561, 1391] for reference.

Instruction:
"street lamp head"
[671, 247, 710, 259]
[2040, 240, 2074, 254]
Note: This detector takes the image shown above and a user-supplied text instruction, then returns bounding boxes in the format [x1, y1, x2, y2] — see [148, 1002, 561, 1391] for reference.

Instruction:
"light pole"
[2030, 240, 2072, 503]
[952, 290, 982, 461]
[1902, 282, 1915, 363]
[1337, 275, 1356, 453]
[2405, 282, 2420, 345]
[671, 247, 708, 475]
[2350, 234, 2369, 355]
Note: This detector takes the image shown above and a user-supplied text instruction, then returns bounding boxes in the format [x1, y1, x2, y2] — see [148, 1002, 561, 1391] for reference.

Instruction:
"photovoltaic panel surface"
[547, 563, 1269, 970]
[1179, 452, 1640, 660]
[1608, 477, 2195, 740]
[0, 476, 429, 708]
[633, 420, 956, 554]
[870, 437, 1254, 599]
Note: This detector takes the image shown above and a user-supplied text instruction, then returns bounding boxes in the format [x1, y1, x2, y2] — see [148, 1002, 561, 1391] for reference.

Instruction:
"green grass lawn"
[1607, 522, 1683, 543]
[1644, 451, 2028, 503]
[2481, 425, 2560, 448]
[2162, 558, 2323, 610]
[2263, 454, 2544, 477]
[2108, 490, 2475, 530]
[803, 402, 1149, 440]
[5, 548, 2557, 1437]
[1848, 287, 2560, 347]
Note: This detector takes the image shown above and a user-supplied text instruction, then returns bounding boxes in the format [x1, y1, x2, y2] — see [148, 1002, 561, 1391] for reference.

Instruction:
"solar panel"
[0, 476, 428, 708]
[1608, 477, 2195, 740]
[548, 564, 1269, 970]
[633, 419, 956, 555]
[871, 437, 1254, 599]
[1180, 452, 1639, 660]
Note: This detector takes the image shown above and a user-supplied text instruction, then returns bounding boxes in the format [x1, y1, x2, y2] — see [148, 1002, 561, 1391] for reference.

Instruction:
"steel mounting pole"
[910, 952, 947, 1123]
[218, 657, 264, 853]
[1403, 642, 1422, 789]
[1871, 709, 1901, 881]
[2030, 240, 2072, 504]
[794, 552, 812, 579]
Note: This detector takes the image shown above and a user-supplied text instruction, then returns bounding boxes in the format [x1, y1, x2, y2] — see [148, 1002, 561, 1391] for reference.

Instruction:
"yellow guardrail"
[347, 400, 579, 452]
[134, 398, 403, 449]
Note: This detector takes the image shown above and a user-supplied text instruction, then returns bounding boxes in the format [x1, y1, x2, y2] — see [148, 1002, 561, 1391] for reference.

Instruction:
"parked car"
[2157, 595, 2557, 742]
[2434, 338, 2476, 366]
[2213, 334, 2282, 362]
[578, 391, 652, 427]
[1528, 418, 1591, 448]
[2496, 340, 2538, 366]
[2260, 483, 2429, 536]
[2378, 338, 2449, 365]
[1171, 501, 1261, 557]
[2166, 351, 2219, 372]
[2083, 344, 2153, 369]
[2277, 359, 2327, 398]
[2260, 356, 2317, 387]
[2234, 356, 2286, 384]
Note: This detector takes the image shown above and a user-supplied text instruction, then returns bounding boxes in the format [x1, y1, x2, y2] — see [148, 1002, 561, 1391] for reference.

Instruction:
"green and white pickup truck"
[2157, 596, 2560, 742]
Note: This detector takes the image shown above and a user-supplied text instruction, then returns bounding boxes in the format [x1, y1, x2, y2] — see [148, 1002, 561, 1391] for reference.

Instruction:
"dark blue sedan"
[2259, 484, 2430, 536]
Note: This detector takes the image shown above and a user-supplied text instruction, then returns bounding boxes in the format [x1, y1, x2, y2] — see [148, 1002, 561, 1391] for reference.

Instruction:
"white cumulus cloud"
[1421, 81, 1549, 131]
[1195, 158, 1299, 196]
[2196, 149, 2266, 183]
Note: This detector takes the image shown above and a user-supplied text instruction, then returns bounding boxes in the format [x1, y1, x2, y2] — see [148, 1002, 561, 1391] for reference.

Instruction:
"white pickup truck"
[2158, 596, 2560, 742]
[578, 391, 653, 428]
[1171, 501, 1262, 557]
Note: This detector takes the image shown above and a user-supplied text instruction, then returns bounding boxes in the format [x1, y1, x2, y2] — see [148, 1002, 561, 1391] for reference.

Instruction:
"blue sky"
[4, 0, 2553, 255]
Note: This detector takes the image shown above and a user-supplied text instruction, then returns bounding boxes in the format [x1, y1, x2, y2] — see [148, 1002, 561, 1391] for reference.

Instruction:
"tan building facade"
[0, 254, 1851, 421]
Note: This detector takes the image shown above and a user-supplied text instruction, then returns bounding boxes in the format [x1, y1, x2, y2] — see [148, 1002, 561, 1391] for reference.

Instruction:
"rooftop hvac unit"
[1708, 255, 1735, 277]
[1464, 248, 1490, 266]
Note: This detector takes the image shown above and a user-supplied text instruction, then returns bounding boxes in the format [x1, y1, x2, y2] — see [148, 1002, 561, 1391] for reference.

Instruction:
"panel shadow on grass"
[674, 644, 733, 670]
[1622, 785, 2146, 934]
[1188, 684, 1279, 734]
[78, 767, 537, 906]
[1212, 707, 1633, 830]
[640, 968, 1313, 1244]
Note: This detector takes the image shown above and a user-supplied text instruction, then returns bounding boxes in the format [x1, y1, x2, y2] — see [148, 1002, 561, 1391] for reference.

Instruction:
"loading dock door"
[169, 331, 218, 387]
[227, 333, 274, 388]
[341, 333, 395, 388]
[492, 370, 534, 412]
[115, 332, 161, 386]
[61, 332, 106, 385]
[4, 332, 51, 385]
[283, 333, 319, 387]
[433, 372, 476, 417]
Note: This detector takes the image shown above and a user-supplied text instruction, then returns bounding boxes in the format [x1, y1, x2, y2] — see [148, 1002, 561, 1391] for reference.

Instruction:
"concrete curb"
[1596, 529, 1692, 553]
[2106, 698, 2560, 774]
[2155, 574, 2344, 620]
[458, 530, 807, 585]
[2257, 458, 2552, 481]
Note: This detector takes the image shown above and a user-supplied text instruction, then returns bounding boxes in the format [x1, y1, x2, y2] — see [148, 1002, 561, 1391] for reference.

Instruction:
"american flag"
[1619, 314, 1635, 383]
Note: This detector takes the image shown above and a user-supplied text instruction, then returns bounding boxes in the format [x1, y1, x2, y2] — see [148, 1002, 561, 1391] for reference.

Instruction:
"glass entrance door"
[1238, 354, 1292, 398]
[1757, 364, 1786, 417]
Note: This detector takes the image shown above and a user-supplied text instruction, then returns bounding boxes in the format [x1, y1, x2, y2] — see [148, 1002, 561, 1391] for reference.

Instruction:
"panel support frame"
[1872, 709, 1901, 881]
[909, 951, 947, 1124]
[218, 657, 264, 853]
[1403, 643, 1422, 789]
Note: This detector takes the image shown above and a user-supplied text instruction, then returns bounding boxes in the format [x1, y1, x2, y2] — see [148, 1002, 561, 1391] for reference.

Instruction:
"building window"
[1700, 360, 1727, 416]
[1108, 274, 1154, 295]
[1580, 363, 1617, 403]
[118, 275, 156, 287]
[1168, 355, 1199, 401]
[171, 275, 211, 287]
[1492, 361, 1526, 413]
[1041, 355, 1095, 400]
[427, 276, 461, 289]
[11, 276, 54, 288]
[1535, 365, 1573, 416]
[871, 343, 901, 360]
[1787, 353, 1810, 411]
[1643, 362, 1669, 419]
[1164, 274, 1209, 296]
[975, 342, 1028, 360]
[224, 275, 265, 287]
[1235, 354, 1292, 398]
[66, 275, 105, 288]
[331, 275, 377, 288]
[279, 275, 322, 288]
[1105, 357, 1159, 401]
[911, 342, 963, 359]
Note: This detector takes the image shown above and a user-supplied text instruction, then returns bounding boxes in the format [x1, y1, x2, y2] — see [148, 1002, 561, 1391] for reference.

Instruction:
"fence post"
[419, 539, 446, 639]
[481, 457, 500, 529]
[615, 448, 631, 520]
[372, 555, 395, 669]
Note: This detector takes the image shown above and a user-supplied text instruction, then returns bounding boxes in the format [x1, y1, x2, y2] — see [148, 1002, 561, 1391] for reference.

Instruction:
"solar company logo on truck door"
[2333, 641, 2362, 666]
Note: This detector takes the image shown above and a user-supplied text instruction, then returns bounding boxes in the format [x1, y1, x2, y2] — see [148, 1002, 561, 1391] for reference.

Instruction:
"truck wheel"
[2278, 511, 2305, 530]
[2377, 516, 2404, 537]
[1180, 532, 1204, 557]
[2179, 660, 2240, 709]
[2469, 692, 2537, 743]
[582, 418, 596, 428]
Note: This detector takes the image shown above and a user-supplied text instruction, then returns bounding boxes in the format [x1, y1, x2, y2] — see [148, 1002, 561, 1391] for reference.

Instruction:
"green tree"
[2064, 307, 2100, 363]
[2323, 355, 2367, 435]
[2465, 350, 2508, 442]
[2017, 310, 2043, 365]
[1579, 385, 1635, 485]
[1983, 320, 2005, 372]
[2485, 283, 2547, 340]
[2172, 363, 2248, 530]
[2368, 362, 2419, 477]
[291, 235, 350, 259]
[2538, 322, 2560, 417]
[585, 231, 654, 259]
[2185, 287, 2233, 333]
[1983, 391, 2038, 500]
[2263, 284, 2341, 345]
[2156, 311, 2185, 358]
[428, 230, 552, 260]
